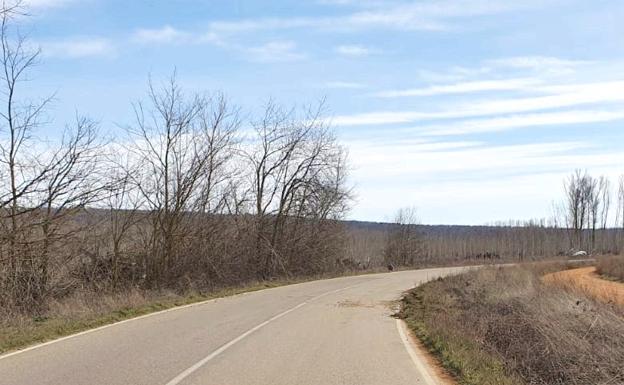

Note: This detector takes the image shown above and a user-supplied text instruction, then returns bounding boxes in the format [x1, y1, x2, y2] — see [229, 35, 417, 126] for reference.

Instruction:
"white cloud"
[490, 56, 590, 71]
[246, 41, 306, 62]
[349, 139, 621, 182]
[323, 81, 366, 89]
[23, 0, 76, 9]
[41, 37, 115, 58]
[347, 135, 624, 223]
[131, 26, 305, 62]
[372, 78, 540, 98]
[133, 25, 190, 44]
[332, 81, 624, 126]
[205, 0, 552, 34]
[416, 110, 624, 136]
[334, 44, 376, 56]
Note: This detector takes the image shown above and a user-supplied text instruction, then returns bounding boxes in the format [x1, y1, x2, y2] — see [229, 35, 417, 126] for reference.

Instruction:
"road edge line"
[396, 318, 439, 385]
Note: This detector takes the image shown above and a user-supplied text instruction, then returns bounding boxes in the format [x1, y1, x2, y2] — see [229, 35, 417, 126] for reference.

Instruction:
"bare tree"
[384, 207, 423, 267]
[564, 170, 590, 251]
[244, 100, 351, 278]
[618, 175, 624, 250]
[0, 5, 107, 308]
[125, 74, 239, 287]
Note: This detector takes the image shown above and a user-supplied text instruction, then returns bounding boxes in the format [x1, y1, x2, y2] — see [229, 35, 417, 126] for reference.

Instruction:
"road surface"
[0, 267, 463, 385]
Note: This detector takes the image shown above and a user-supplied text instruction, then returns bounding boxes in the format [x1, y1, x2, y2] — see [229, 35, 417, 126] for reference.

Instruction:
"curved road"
[0, 268, 462, 385]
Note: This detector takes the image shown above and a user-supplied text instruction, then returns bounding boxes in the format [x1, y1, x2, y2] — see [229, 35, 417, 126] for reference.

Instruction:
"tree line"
[0, 5, 351, 313]
[383, 172, 624, 268]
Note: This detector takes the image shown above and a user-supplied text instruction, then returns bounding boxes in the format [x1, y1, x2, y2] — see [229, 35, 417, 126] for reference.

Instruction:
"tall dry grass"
[399, 265, 624, 385]
[596, 255, 624, 281]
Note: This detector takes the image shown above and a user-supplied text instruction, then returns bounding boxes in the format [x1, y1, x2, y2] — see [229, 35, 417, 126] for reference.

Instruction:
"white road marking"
[0, 295, 235, 361]
[0, 279, 361, 362]
[396, 318, 438, 385]
[164, 284, 359, 385]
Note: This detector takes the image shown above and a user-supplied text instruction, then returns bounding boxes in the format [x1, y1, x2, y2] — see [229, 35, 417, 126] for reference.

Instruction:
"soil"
[543, 266, 624, 305]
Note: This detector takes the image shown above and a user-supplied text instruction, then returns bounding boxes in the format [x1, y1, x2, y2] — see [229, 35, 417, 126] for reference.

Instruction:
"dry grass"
[0, 284, 276, 355]
[596, 255, 624, 281]
[398, 264, 624, 385]
[543, 266, 624, 306]
[0, 266, 396, 355]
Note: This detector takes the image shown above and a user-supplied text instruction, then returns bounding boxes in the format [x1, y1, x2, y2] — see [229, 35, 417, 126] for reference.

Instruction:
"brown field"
[543, 265, 624, 305]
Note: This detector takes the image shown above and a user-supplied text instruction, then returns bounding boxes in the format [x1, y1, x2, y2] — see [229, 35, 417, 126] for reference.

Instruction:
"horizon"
[20, 0, 624, 225]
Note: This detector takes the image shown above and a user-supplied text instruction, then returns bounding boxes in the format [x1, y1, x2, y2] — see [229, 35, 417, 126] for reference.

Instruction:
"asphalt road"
[0, 267, 464, 385]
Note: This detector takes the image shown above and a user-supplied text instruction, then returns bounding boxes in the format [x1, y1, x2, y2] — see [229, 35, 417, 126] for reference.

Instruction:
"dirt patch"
[335, 299, 376, 308]
[543, 266, 624, 305]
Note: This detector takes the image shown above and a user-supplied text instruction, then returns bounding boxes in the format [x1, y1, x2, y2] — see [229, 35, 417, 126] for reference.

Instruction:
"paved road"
[0, 267, 464, 385]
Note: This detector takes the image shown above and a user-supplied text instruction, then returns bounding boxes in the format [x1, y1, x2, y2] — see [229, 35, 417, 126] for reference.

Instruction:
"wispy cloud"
[372, 78, 540, 98]
[323, 81, 367, 89]
[205, 0, 552, 35]
[333, 81, 624, 126]
[245, 41, 306, 62]
[133, 25, 191, 44]
[334, 44, 377, 57]
[349, 139, 623, 185]
[41, 37, 115, 58]
[348, 135, 624, 222]
[488, 56, 591, 76]
[23, 0, 77, 9]
[416, 110, 624, 136]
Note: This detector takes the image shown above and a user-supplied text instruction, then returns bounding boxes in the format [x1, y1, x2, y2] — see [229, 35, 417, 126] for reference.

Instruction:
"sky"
[17, 0, 624, 224]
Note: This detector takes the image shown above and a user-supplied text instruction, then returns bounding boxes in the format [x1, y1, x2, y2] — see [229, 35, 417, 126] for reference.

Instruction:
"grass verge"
[0, 280, 299, 355]
[397, 263, 624, 385]
[1, 268, 393, 355]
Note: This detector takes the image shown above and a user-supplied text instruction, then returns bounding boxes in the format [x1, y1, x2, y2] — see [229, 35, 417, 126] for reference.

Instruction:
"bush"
[399, 266, 624, 385]
[596, 255, 624, 281]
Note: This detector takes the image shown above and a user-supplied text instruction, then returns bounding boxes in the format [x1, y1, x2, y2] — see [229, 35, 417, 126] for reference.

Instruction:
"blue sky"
[20, 0, 624, 224]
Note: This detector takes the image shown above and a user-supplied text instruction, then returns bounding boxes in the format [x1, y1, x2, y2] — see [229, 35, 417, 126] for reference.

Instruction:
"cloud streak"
[416, 110, 624, 136]
[245, 40, 306, 62]
[133, 25, 191, 44]
[333, 81, 624, 126]
[205, 0, 553, 35]
[41, 37, 116, 58]
[372, 78, 541, 98]
[334, 44, 377, 56]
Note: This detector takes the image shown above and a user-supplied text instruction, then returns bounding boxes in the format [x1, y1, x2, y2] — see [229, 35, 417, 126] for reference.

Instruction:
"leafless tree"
[564, 170, 590, 250]
[124, 74, 240, 286]
[384, 207, 423, 267]
[244, 100, 351, 278]
[0, 5, 107, 308]
[618, 175, 624, 248]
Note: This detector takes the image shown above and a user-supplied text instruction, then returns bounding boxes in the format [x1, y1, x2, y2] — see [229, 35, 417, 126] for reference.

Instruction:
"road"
[0, 267, 463, 385]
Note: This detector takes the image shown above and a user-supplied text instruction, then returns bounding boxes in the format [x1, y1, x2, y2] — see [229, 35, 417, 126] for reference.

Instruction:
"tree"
[125, 74, 239, 287]
[244, 100, 351, 278]
[384, 207, 423, 267]
[0, 5, 106, 308]
[564, 170, 590, 250]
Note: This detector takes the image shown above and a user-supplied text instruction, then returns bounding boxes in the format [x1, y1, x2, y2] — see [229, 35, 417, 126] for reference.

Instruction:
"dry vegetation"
[2, 0, 624, 359]
[398, 264, 624, 385]
[596, 255, 624, 281]
[0, 2, 359, 350]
